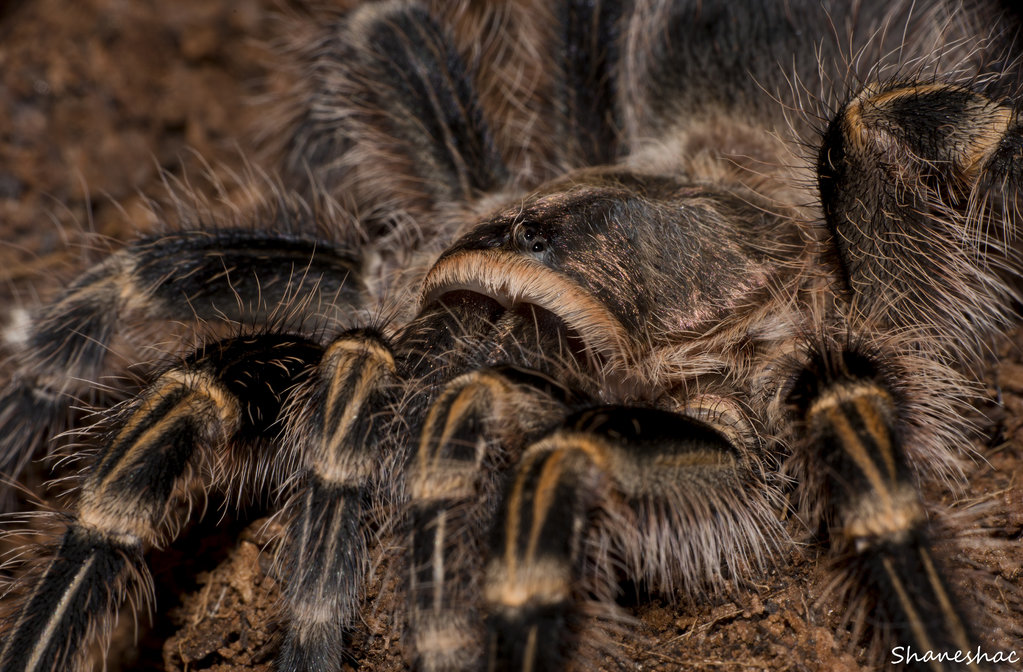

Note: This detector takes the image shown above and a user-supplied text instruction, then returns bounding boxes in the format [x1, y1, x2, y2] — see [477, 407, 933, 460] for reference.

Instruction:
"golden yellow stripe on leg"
[322, 336, 396, 370]
[880, 555, 943, 672]
[432, 508, 447, 612]
[825, 402, 921, 544]
[322, 337, 395, 431]
[852, 394, 897, 480]
[101, 369, 240, 486]
[411, 372, 509, 501]
[525, 449, 570, 564]
[23, 553, 96, 672]
[436, 373, 507, 453]
[438, 384, 487, 450]
[809, 383, 927, 545]
[502, 447, 540, 580]
[845, 83, 956, 143]
[99, 395, 204, 491]
[501, 433, 611, 589]
[806, 381, 891, 421]
[522, 625, 538, 672]
[321, 361, 379, 478]
[825, 404, 892, 499]
[316, 337, 395, 484]
[433, 375, 501, 461]
[411, 395, 458, 500]
[79, 369, 239, 541]
[100, 376, 180, 457]
[419, 370, 507, 458]
[809, 383, 898, 508]
[523, 434, 612, 563]
[918, 546, 976, 667]
[161, 368, 241, 431]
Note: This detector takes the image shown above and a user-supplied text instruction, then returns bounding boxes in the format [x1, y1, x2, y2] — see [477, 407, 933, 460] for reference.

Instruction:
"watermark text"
[891, 646, 1019, 666]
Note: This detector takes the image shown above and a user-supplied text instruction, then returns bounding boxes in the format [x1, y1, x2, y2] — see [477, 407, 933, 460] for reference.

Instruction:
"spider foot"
[790, 345, 982, 670]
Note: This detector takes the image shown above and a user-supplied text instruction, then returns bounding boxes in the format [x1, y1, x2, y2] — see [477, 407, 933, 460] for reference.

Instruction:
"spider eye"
[517, 225, 547, 254]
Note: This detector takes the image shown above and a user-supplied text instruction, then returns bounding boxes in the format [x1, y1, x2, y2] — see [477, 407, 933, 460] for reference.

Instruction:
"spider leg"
[283, 0, 624, 214]
[789, 346, 979, 670]
[483, 404, 784, 672]
[274, 331, 399, 671]
[273, 4, 631, 656]
[0, 228, 360, 504]
[280, 1, 507, 231]
[818, 82, 1022, 362]
[551, 0, 623, 168]
[0, 334, 323, 672]
[407, 365, 578, 671]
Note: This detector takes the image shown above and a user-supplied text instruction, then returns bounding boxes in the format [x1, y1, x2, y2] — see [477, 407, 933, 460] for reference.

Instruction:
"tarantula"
[1, 0, 1022, 670]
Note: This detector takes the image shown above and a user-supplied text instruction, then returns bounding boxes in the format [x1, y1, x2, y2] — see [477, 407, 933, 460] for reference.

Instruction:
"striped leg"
[0, 229, 360, 508]
[554, 0, 623, 168]
[280, 1, 507, 233]
[0, 334, 322, 672]
[789, 347, 979, 671]
[818, 82, 1022, 361]
[484, 404, 783, 671]
[275, 331, 398, 671]
[408, 366, 575, 672]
